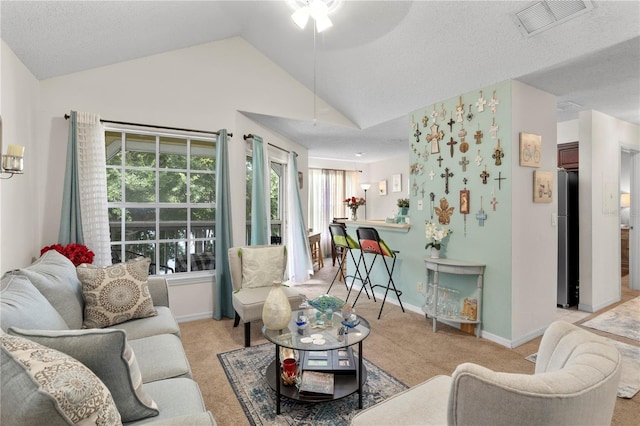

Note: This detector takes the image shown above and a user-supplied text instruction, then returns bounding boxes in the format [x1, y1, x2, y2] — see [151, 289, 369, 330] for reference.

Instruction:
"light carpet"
[525, 337, 640, 398]
[582, 296, 640, 342]
[218, 343, 407, 425]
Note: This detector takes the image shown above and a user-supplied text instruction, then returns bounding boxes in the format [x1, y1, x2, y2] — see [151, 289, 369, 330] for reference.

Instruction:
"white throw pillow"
[240, 246, 286, 289]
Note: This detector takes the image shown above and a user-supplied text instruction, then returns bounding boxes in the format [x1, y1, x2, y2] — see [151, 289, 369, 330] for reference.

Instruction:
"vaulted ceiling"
[2, 1, 638, 162]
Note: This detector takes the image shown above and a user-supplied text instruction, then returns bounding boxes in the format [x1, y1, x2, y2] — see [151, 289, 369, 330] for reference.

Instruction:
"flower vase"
[430, 247, 440, 258]
[350, 208, 358, 221]
[262, 281, 292, 330]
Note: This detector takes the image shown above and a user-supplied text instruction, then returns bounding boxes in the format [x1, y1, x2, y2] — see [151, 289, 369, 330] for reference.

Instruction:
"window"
[245, 156, 286, 244]
[106, 129, 216, 275]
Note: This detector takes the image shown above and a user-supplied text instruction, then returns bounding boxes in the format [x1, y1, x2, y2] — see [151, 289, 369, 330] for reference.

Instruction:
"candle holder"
[1, 155, 24, 179]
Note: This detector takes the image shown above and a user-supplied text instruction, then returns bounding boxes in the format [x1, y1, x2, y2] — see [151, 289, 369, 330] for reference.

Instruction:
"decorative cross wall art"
[480, 166, 490, 184]
[475, 150, 483, 166]
[460, 188, 470, 236]
[456, 97, 465, 122]
[414, 123, 422, 143]
[476, 90, 486, 112]
[447, 114, 455, 132]
[441, 167, 454, 194]
[427, 124, 444, 154]
[489, 90, 499, 114]
[492, 139, 504, 166]
[476, 196, 487, 226]
[459, 125, 469, 153]
[429, 192, 435, 220]
[494, 171, 506, 190]
[474, 127, 483, 144]
[447, 137, 457, 158]
[459, 156, 469, 172]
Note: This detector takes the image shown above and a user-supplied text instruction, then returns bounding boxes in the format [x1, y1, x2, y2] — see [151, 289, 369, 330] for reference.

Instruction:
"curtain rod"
[243, 133, 293, 156]
[64, 114, 232, 137]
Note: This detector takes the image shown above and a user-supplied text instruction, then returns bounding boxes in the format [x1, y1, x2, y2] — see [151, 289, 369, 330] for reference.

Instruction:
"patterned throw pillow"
[77, 258, 157, 328]
[8, 328, 158, 422]
[0, 333, 121, 425]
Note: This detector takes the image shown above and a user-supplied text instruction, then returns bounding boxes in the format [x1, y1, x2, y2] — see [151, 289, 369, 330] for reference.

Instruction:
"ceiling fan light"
[315, 15, 333, 32]
[309, 0, 329, 20]
[291, 6, 310, 29]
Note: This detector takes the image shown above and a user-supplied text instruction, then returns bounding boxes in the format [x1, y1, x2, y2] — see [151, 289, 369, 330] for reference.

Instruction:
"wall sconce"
[1, 145, 25, 180]
[620, 193, 631, 208]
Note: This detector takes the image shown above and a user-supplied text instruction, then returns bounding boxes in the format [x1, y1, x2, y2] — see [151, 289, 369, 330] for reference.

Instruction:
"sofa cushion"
[77, 258, 157, 329]
[0, 332, 121, 426]
[130, 378, 209, 425]
[8, 328, 158, 422]
[0, 274, 69, 332]
[10, 250, 85, 329]
[128, 334, 191, 383]
[239, 246, 286, 289]
[107, 306, 180, 340]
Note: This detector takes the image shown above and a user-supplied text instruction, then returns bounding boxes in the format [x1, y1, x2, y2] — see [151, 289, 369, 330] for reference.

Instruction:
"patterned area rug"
[525, 337, 640, 398]
[582, 296, 640, 341]
[218, 343, 407, 425]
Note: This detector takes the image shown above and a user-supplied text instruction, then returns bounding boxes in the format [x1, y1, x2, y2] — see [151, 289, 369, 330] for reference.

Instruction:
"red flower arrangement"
[344, 196, 366, 209]
[41, 243, 95, 267]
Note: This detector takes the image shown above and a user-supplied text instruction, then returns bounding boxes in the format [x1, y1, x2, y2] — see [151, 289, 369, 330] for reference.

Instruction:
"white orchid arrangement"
[425, 221, 452, 250]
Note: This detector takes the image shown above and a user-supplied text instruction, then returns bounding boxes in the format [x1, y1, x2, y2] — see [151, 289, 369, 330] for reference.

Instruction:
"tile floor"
[555, 307, 590, 323]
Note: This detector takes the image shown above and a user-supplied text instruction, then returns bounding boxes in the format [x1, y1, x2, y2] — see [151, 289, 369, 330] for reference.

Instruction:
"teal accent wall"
[345, 81, 514, 341]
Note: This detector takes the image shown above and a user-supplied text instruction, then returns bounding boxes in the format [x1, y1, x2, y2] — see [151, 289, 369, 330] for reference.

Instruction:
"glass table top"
[262, 308, 371, 351]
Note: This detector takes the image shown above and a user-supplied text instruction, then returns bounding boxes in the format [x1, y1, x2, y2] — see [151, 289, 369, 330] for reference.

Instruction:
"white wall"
[510, 80, 558, 344]
[364, 154, 410, 220]
[578, 110, 640, 312]
[0, 40, 40, 271]
[3, 37, 351, 320]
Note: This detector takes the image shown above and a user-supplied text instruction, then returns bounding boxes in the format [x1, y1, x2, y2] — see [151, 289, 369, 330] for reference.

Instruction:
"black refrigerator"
[557, 170, 579, 307]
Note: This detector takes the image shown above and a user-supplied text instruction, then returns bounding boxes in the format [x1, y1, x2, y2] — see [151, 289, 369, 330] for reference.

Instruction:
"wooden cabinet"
[622, 227, 630, 276]
[558, 142, 579, 170]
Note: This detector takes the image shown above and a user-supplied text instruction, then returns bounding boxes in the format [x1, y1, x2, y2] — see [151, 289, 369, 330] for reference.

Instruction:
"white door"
[630, 150, 639, 290]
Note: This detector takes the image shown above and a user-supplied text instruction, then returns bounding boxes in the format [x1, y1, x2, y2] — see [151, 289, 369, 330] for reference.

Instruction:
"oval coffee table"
[263, 308, 371, 414]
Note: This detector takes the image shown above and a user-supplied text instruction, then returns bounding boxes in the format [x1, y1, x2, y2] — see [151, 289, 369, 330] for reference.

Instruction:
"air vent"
[556, 101, 583, 112]
[516, 1, 594, 37]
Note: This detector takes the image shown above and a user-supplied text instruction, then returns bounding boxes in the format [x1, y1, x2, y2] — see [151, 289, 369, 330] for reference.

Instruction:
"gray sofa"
[0, 250, 215, 425]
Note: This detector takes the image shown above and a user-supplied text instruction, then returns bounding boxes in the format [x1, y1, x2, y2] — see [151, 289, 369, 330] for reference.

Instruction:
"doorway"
[620, 146, 639, 291]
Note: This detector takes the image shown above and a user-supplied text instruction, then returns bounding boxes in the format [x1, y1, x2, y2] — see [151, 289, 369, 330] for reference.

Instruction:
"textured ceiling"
[2, 1, 638, 162]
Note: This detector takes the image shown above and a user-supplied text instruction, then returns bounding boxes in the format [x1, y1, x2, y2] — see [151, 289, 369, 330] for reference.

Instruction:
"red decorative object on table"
[41, 243, 95, 266]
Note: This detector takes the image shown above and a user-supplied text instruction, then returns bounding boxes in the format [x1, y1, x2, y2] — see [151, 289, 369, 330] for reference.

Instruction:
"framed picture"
[379, 180, 387, 196]
[459, 189, 470, 213]
[392, 174, 402, 193]
[519, 132, 542, 167]
[533, 170, 553, 203]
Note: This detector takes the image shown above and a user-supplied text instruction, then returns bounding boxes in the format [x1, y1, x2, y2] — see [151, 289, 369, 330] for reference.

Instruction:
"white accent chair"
[351, 320, 622, 426]
[228, 245, 303, 347]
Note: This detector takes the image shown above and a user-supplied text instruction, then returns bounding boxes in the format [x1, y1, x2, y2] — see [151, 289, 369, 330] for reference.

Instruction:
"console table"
[424, 258, 485, 338]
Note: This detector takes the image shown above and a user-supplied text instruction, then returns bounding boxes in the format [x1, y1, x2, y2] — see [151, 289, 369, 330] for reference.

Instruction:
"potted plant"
[397, 198, 410, 216]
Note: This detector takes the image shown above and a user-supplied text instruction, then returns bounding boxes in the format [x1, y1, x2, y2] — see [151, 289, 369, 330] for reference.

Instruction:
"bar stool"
[328, 223, 372, 303]
[355, 227, 404, 319]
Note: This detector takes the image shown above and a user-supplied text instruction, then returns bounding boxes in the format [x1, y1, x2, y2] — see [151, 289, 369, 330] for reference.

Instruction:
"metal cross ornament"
[491, 196, 498, 211]
[441, 167, 454, 194]
[437, 155, 444, 167]
[429, 169, 435, 180]
[412, 179, 419, 196]
[494, 171, 506, 190]
[439, 104, 447, 121]
[459, 156, 470, 172]
[456, 96, 465, 122]
[492, 139, 504, 166]
[476, 90, 486, 112]
[422, 111, 429, 127]
[414, 122, 422, 143]
[490, 117, 499, 139]
[431, 105, 439, 123]
[489, 90, 499, 114]
[475, 149, 483, 166]
[447, 137, 457, 158]
[447, 113, 455, 133]
[466, 104, 474, 122]
[429, 192, 435, 220]
[474, 126, 483, 144]
[458, 125, 469, 153]
[480, 165, 490, 184]
[476, 196, 487, 226]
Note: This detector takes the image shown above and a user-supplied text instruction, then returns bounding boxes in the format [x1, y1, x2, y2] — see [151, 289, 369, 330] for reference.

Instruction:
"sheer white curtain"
[309, 169, 359, 256]
[76, 112, 111, 266]
[287, 152, 313, 284]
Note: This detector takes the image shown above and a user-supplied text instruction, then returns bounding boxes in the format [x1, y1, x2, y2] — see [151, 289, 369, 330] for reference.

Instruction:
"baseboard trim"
[579, 295, 621, 314]
[509, 326, 546, 348]
[175, 312, 213, 323]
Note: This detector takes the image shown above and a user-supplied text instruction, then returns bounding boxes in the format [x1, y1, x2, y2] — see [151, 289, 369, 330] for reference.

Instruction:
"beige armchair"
[351, 320, 622, 426]
[228, 245, 304, 347]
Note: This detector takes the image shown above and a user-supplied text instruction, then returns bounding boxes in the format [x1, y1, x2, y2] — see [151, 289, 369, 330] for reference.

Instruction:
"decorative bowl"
[308, 294, 346, 313]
